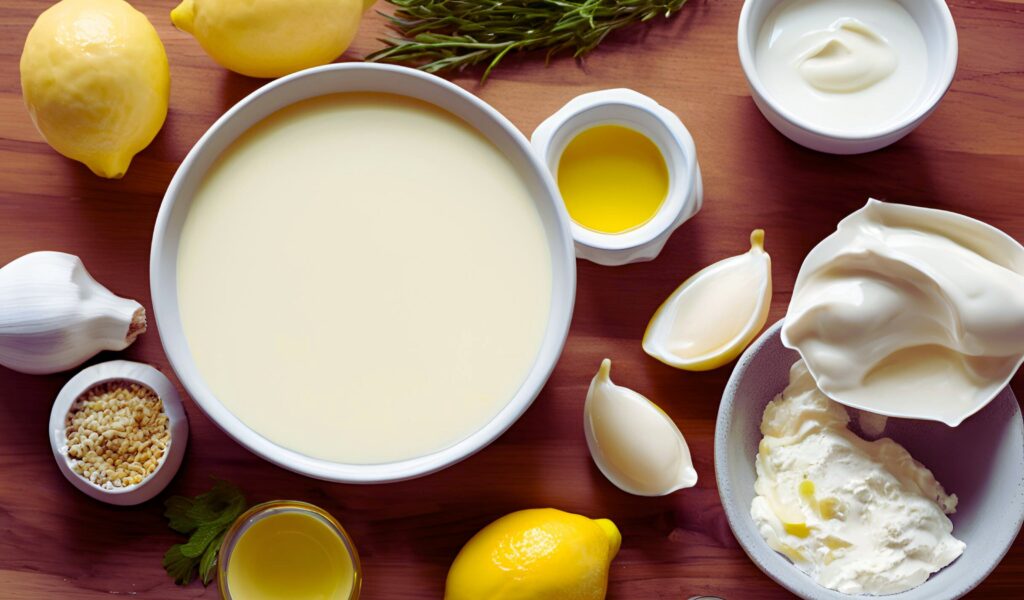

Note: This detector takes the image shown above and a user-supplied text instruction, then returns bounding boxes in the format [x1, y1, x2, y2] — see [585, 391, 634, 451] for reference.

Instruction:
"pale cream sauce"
[177, 93, 552, 464]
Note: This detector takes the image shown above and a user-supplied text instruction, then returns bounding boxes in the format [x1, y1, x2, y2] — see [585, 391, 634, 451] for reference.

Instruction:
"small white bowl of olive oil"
[531, 89, 702, 266]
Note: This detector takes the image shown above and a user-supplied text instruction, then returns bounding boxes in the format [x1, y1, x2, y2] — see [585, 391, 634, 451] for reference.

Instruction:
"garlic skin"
[584, 359, 698, 496]
[0, 252, 146, 375]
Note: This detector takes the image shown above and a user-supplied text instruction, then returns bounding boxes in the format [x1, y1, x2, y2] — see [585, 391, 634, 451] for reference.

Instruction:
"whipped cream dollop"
[783, 200, 1024, 426]
[797, 18, 897, 93]
[751, 360, 965, 595]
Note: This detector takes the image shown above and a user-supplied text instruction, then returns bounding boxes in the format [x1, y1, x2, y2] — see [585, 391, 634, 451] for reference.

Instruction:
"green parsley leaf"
[164, 496, 198, 534]
[199, 531, 226, 586]
[162, 480, 248, 586]
[162, 544, 198, 586]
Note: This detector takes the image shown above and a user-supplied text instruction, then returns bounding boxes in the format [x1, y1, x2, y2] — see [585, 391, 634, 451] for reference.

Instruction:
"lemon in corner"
[20, 0, 170, 179]
[170, 0, 364, 78]
[445, 508, 621, 600]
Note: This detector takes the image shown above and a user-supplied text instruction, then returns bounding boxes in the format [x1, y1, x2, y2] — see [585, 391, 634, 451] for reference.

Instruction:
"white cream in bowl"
[177, 92, 552, 465]
[737, 0, 958, 154]
[754, 0, 927, 135]
[151, 64, 576, 483]
[783, 200, 1024, 426]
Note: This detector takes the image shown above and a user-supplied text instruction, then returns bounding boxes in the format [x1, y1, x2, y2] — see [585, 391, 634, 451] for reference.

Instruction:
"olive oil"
[225, 510, 355, 600]
[557, 125, 669, 234]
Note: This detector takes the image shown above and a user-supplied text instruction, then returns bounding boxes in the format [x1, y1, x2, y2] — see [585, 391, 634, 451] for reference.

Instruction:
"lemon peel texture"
[20, 0, 169, 179]
[171, 0, 364, 78]
[445, 508, 620, 600]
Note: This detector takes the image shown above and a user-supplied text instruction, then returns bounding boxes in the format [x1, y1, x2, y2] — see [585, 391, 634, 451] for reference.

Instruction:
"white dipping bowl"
[531, 89, 703, 266]
[737, 0, 958, 154]
[151, 64, 575, 484]
[715, 320, 1024, 599]
[49, 360, 189, 506]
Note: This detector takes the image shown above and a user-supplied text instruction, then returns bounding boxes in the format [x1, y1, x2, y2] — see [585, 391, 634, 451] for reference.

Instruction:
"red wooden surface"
[1, 0, 1022, 597]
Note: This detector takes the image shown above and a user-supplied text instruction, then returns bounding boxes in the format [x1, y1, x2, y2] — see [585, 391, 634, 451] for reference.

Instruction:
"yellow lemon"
[445, 508, 621, 600]
[20, 0, 169, 179]
[171, 0, 364, 79]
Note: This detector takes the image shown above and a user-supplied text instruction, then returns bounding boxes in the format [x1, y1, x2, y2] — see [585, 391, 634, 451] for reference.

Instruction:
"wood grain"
[1, 0, 1023, 598]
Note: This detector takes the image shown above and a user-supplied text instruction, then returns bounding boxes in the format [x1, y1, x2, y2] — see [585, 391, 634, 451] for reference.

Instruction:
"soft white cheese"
[751, 360, 965, 595]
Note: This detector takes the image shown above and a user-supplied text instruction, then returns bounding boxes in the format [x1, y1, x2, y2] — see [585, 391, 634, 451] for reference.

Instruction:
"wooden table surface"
[2, 0, 1023, 598]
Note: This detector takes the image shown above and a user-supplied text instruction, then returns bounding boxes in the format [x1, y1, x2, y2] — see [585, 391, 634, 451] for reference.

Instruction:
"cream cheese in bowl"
[752, 360, 964, 595]
[151, 64, 575, 482]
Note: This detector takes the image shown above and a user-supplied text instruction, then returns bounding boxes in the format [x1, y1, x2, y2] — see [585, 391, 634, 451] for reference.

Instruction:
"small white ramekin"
[49, 360, 189, 506]
[737, 0, 958, 154]
[531, 89, 703, 266]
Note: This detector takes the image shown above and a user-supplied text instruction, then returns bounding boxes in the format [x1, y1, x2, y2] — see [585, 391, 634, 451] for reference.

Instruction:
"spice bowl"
[715, 320, 1024, 600]
[531, 89, 702, 266]
[49, 360, 189, 506]
[218, 500, 362, 600]
[737, 0, 958, 154]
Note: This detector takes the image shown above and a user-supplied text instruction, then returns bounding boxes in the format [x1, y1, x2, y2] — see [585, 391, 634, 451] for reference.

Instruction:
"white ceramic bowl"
[715, 321, 1024, 599]
[151, 64, 576, 484]
[737, 0, 958, 154]
[531, 89, 703, 266]
[49, 360, 189, 506]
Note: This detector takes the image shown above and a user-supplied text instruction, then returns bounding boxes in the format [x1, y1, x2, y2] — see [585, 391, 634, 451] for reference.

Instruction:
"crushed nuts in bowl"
[65, 380, 171, 489]
[50, 360, 189, 506]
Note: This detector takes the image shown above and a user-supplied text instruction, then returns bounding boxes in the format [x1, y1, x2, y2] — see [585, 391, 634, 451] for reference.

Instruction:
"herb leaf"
[366, 0, 691, 82]
[162, 480, 248, 586]
[162, 544, 198, 586]
[199, 531, 226, 586]
[164, 496, 198, 534]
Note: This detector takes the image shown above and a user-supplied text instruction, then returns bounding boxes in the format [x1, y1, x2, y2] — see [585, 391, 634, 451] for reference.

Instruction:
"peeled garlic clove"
[0, 252, 146, 375]
[643, 229, 771, 371]
[584, 359, 697, 496]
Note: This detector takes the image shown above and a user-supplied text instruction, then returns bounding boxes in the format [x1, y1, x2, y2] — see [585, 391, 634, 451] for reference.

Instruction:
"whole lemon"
[445, 508, 621, 600]
[20, 0, 169, 179]
[171, 0, 364, 79]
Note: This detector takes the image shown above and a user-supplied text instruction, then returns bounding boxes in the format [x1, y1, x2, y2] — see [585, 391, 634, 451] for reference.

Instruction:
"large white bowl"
[151, 64, 576, 483]
[737, 0, 958, 154]
[715, 321, 1024, 599]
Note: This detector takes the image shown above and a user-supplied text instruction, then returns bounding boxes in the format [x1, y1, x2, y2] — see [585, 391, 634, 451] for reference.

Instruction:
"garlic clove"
[584, 359, 698, 496]
[643, 229, 772, 371]
[0, 252, 146, 375]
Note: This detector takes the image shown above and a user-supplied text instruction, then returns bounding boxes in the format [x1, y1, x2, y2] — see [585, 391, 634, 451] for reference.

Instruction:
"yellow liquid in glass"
[557, 125, 669, 234]
[226, 512, 354, 600]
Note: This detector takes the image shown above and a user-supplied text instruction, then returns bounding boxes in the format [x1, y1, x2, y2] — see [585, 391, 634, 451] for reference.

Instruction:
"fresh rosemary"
[366, 0, 691, 81]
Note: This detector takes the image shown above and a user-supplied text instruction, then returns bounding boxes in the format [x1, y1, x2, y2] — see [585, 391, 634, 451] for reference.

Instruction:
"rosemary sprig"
[367, 0, 690, 81]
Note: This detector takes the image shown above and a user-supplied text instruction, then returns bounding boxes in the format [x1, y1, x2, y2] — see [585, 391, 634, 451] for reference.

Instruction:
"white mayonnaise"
[783, 200, 1024, 426]
[177, 93, 552, 464]
[755, 0, 927, 133]
[752, 360, 965, 595]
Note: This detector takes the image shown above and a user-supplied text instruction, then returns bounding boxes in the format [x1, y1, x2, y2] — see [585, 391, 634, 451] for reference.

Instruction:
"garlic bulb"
[0, 252, 146, 374]
[584, 359, 697, 496]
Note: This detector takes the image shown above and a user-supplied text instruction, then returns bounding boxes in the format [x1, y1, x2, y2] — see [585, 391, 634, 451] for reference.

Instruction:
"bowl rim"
[714, 319, 1024, 600]
[736, 0, 959, 142]
[48, 360, 189, 505]
[150, 63, 576, 483]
